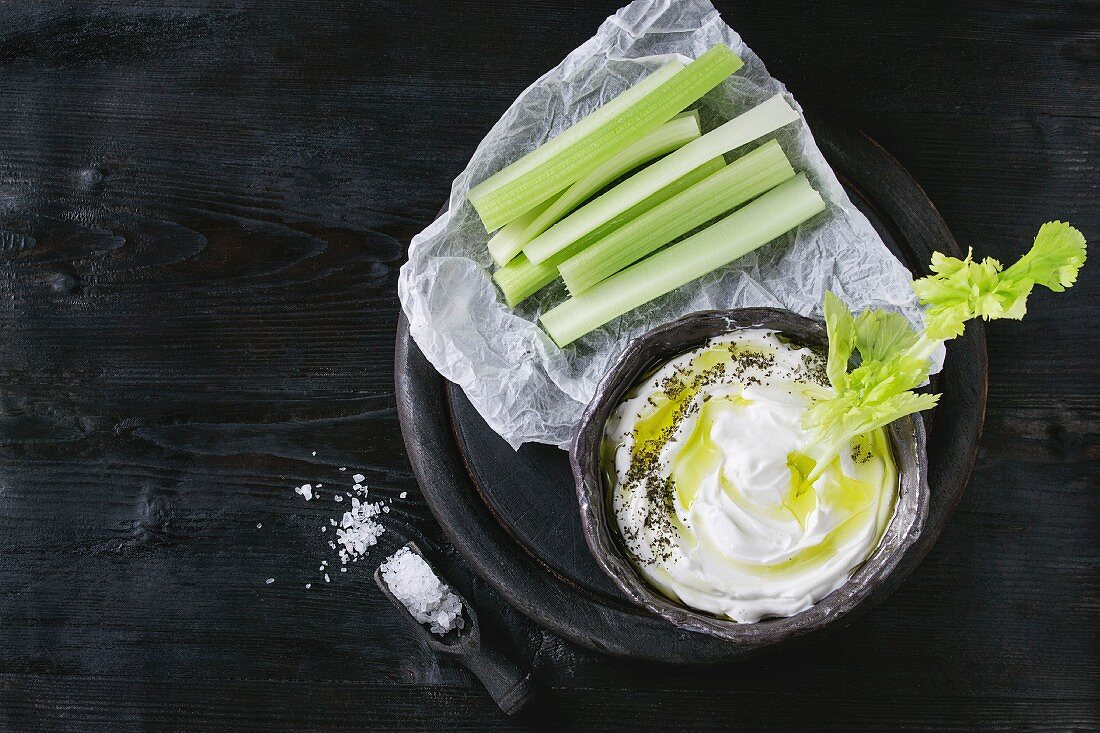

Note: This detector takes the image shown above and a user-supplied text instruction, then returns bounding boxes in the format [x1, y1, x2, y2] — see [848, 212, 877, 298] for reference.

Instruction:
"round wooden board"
[395, 115, 988, 663]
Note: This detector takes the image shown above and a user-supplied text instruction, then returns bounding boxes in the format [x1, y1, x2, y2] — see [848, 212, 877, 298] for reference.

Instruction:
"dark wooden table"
[1, 2, 1096, 730]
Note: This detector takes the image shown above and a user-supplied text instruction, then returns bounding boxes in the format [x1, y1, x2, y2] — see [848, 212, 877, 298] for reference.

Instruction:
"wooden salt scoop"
[373, 541, 534, 716]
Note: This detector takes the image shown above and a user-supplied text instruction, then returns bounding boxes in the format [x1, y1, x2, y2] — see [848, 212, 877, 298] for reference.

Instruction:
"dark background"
[1, 1, 1097, 730]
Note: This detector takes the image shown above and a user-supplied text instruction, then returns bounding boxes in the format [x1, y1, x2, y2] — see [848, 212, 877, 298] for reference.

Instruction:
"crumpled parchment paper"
[399, 0, 936, 450]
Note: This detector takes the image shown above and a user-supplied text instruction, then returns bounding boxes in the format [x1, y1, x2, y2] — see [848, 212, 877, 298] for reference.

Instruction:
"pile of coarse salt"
[329, 473, 388, 567]
[290, 468, 390, 586]
[334, 495, 385, 565]
[380, 546, 465, 636]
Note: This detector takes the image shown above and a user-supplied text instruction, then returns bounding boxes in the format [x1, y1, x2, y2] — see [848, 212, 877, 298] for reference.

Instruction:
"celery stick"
[493, 156, 726, 306]
[468, 45, 743, 232]
[559, 139, 795, 294]
[487, 196, 556, 267]
[473, 60, 684, 230]
[540, 174, 826, 346]
[486, 112, 703, 267]
[523, 94, 801, 265]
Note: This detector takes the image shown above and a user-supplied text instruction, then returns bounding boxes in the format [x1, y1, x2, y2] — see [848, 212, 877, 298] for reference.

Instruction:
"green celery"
[797, 220, 1087, 489]
[468, 45, 743, 232]
[487, 111, 703, 267]
[540, 173, 825, 346]
[559, 139, 795, 294]
[913, 220, 1088, 340]
[493, 156, 726, 306]
[523, 94, 801, 265]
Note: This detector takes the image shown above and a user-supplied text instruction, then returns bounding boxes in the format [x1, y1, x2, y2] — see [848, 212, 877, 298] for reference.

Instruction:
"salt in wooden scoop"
[373, 541, 534, 715]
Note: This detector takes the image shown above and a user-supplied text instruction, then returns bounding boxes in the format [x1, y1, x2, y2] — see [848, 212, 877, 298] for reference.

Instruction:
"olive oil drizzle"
[617, 342, 781, 564]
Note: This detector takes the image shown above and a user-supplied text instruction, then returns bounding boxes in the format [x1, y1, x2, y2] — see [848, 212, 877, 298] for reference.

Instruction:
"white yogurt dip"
[604, 329, 897, 622]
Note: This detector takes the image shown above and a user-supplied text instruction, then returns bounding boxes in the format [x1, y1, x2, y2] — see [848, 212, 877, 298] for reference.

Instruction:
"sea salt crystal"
[380, 547, 464, 636]
[265, 578, 274, 585]
[352, 473, 365, 484]
[399, 492, 407, 499]
[295, 483, 313, 501]
[334, 495, 342, 502]
[256, 523, 262, 529]
[311, 451, 317, 456]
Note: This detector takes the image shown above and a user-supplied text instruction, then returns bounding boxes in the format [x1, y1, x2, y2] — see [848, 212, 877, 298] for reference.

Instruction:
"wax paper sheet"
[398, 0, 936, 450]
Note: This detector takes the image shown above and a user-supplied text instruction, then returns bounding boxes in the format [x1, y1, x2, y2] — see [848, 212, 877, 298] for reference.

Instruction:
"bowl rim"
[570, 307, 929, 645]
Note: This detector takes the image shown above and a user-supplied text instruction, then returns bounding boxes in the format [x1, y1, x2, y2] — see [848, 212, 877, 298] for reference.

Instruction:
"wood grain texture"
[0, 0, 1097, 730]
[4, 676, 1098, 733]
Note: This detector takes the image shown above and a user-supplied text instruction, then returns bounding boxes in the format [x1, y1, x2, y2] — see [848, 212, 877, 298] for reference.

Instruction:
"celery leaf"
[912, 220, 1087, 340]
[822, 291, 855, 392]
[805, 292, 935, 485]
[853, 308, 920, 363]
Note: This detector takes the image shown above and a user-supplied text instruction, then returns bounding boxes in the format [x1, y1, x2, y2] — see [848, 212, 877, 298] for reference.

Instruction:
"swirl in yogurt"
[604, 329, 897, 623]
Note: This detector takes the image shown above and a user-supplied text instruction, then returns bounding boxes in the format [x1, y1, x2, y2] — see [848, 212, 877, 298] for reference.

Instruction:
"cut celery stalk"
[468, 45, 743, 232]
[523, 94, 801, 265]
[472, 60, 684, 230]
[486, 196, 556, 267]
[486, 112, 703, 267]
[540, 173, 826, 346]
[559, 139, 795, 294]
[493, 156, 727, 306]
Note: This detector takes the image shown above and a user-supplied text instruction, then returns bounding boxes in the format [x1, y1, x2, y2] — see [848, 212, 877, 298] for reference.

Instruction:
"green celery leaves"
[803, 221, 1086, 487]
[912, 220, 1087, 340]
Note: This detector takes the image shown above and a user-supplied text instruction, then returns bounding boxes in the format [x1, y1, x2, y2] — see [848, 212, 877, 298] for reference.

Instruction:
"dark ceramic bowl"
[571, 308, 929, 646]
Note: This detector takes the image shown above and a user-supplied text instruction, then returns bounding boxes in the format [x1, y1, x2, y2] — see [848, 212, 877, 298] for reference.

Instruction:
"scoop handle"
[451, 641, 534, 716]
